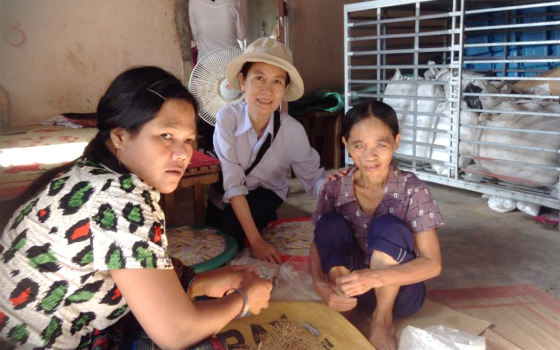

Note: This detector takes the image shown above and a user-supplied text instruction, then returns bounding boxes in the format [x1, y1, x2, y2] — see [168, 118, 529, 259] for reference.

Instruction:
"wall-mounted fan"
[189, 48, 245, 126]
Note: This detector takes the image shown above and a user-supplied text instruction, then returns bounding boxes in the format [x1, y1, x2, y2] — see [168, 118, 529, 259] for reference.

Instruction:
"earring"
[114, 143, 122, 166]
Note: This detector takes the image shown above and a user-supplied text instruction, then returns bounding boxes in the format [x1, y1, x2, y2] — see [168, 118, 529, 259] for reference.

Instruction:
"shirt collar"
[234, 102, 274, 138]
[82, 136, 129, 175]
[334, 163, 407, 207]
[334, 166, 358, 207]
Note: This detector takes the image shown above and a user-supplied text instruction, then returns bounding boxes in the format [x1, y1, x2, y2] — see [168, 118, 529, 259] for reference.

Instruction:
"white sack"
[384, 69, 445, 159]
[474, 100, 560, 186]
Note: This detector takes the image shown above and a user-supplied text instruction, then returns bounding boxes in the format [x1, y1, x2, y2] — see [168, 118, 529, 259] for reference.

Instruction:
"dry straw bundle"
[261, 220, 314, 256]
[167, 226, 226, 266]
[242, 320, 324, 350]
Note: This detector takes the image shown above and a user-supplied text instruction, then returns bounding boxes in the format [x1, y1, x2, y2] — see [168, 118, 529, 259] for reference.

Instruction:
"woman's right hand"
[239, 273, 273, 315]
[326, 166, 352, 182]
[251, 239, 282, 264]
[314, 280, 357, 312]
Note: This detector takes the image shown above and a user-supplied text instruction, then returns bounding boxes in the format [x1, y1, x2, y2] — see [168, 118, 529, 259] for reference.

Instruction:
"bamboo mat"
[428, 284, 560, 350]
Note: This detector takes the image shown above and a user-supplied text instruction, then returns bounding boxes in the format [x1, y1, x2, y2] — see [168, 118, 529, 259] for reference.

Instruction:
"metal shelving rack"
[344, 0, 560, 210]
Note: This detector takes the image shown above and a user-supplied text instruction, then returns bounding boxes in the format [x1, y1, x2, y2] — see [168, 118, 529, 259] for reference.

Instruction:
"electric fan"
[189, 48, 245, 126]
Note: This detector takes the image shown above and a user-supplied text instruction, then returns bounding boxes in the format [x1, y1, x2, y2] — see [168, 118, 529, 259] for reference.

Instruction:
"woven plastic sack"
[384, 69, 445, 159]
[399, 325, 486, 350]
[474, 99, 560, 186]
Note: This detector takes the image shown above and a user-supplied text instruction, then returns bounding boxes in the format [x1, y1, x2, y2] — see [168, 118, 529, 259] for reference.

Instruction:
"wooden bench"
[162, 151, 221, 226]
[294, 110, 343, 170]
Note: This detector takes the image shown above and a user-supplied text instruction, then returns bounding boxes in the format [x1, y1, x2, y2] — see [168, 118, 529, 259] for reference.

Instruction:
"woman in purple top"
[310, 100, 444, 350]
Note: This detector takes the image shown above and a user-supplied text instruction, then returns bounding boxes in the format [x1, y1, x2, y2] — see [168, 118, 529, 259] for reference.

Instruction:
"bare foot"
[369, 322, 396, 350]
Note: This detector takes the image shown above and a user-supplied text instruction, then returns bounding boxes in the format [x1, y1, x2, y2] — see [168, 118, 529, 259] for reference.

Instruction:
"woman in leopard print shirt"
[0, 66, 272, 350]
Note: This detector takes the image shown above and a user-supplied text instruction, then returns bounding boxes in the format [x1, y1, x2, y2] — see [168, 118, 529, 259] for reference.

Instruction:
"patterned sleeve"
[311, 180, 336, 226]
[405, 181, 445, 234]
[90, 174, 173, 271]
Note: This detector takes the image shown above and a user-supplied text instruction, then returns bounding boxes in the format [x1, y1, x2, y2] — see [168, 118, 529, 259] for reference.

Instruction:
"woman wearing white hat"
[206, 38, 327, 264]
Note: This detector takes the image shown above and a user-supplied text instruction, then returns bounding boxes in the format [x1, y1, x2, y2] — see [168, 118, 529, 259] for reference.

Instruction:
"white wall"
[248, 0, 278, 42]
[0, 0, 184, 127]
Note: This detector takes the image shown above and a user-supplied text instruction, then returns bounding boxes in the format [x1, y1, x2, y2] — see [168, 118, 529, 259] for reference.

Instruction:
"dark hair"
[240, 62, 291, 86]
[1, 66, 198, 230]
[95, 66, 198, 142]
[342, 100, 399, 141]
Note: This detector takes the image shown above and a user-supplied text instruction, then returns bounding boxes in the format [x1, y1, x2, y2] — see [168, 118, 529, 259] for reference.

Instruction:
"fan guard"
[189, 48, 244, 126]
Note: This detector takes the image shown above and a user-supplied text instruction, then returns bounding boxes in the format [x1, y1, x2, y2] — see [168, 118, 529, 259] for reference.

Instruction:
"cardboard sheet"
[395, 299, 491, 338]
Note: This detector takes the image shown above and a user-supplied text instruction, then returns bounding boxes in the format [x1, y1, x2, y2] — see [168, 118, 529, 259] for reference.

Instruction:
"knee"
[368, 214, 413, 248]
[315, 212, 346, 232]
[369, 250, 399, 269]
[314, 212, 351, 244]
[371, 214, 408, 233]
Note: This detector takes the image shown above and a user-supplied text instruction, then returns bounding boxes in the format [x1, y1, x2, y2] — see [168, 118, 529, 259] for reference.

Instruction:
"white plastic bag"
[487, 195, 517, 213]
[516, 201, 540, 216]
[229, 251, 279, 280]
[399, 325, 486, 350]
[274, 257, 321, 301]
[229, 253, 321, 301]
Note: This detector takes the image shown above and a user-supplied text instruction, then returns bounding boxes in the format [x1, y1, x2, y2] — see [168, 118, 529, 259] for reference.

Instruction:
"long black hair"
[0, 66, 198, 230]
[342, 100, 399, 141]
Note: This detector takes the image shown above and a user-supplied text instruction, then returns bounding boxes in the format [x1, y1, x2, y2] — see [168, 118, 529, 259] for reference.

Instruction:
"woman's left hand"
[326, 167, 352, 182]
[198, 265, 257, 298]
[336, 269, 382, 297]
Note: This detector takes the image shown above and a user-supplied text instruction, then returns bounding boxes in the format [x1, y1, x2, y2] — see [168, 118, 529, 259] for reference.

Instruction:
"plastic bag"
[487, 195, 517, 213]
[288, 88, 344, 115]
[274, 256, 321, 301]
[229, 253, 321, 301]
[399, 325, 486, 350]
[229, 251, 280, 281]
[516, 201, 540, 217]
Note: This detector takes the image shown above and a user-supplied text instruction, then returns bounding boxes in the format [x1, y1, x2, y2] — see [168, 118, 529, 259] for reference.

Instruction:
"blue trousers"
[314, 212, 426, 318]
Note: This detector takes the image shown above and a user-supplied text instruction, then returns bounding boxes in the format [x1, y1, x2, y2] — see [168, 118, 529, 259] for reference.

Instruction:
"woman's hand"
[198, 265, 257, 298]
[238, 273, 273, 315]
[336, 269, 381, 297]
[326, 167, 352, 182]
[314, 280, 357, 312]
[251, 239, 282, 264]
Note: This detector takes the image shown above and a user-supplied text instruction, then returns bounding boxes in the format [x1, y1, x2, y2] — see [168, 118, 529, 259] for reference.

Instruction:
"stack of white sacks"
[383, 62, 560, 215]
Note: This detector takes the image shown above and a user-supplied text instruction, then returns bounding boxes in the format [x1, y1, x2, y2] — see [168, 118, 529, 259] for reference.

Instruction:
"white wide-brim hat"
[226, 38, 304, 102]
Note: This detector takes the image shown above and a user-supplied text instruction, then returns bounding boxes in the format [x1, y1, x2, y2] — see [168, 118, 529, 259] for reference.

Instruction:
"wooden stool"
[162, 151, 221, 226]
[294, 110, 343, 169]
